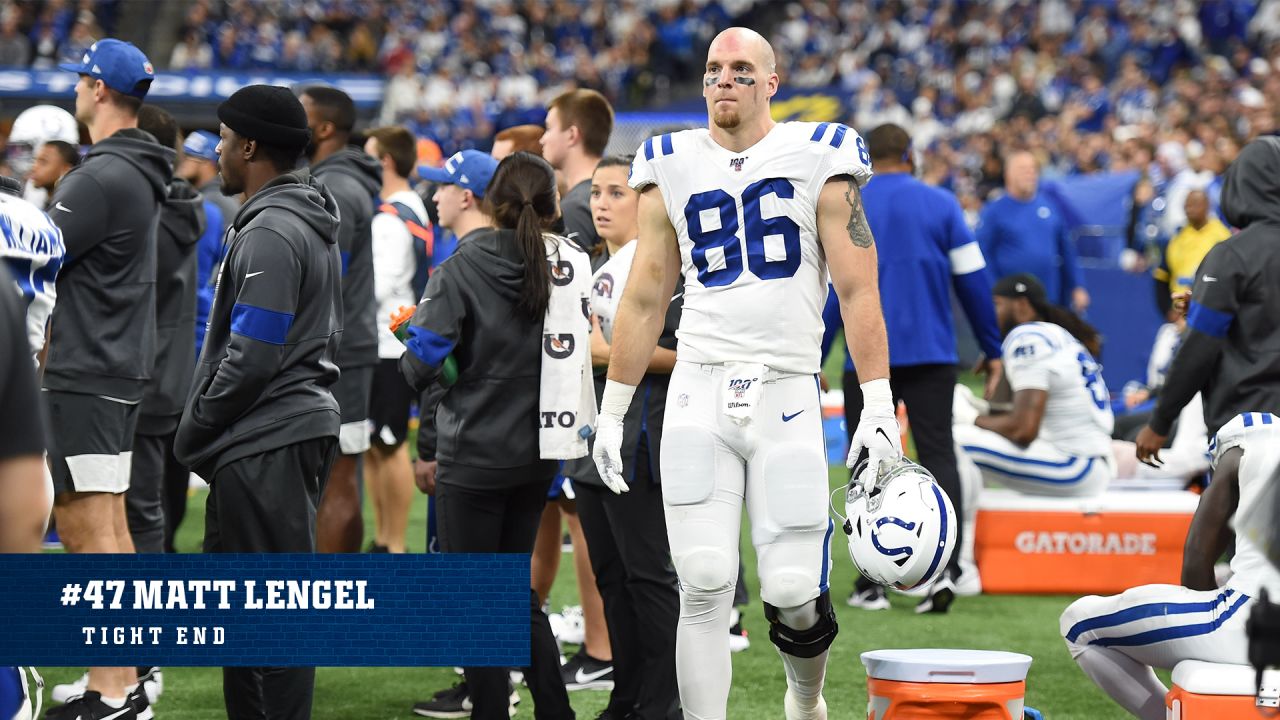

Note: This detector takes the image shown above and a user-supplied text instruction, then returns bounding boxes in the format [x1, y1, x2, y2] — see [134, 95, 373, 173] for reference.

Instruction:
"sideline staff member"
[400, 153, 580, 720]
[174, 85, 343, 720]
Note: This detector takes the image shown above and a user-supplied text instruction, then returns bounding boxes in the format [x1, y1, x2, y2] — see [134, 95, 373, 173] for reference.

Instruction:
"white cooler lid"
[861, 649, 1033, 684]
[1171, 660, 1257, 695]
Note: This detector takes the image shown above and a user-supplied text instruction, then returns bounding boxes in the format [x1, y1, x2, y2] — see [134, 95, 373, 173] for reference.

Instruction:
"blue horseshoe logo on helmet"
[871, 516, 917, 557]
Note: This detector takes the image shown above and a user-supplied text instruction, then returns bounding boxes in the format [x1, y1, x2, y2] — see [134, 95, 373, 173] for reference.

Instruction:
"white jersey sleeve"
[1211, 412, 1280, 466]
[0, 193, 65, 358]
[1211, 412, 1280, 596]
[1002, 325, 1057, 391]
[806, 121, 874, 189]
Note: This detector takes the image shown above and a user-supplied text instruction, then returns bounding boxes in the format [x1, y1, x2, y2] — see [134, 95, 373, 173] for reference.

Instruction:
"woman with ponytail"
[400, 151, 575, 720]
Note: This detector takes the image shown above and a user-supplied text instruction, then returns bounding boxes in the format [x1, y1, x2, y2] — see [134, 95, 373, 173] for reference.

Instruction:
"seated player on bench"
[1059, 411, 1280, 719]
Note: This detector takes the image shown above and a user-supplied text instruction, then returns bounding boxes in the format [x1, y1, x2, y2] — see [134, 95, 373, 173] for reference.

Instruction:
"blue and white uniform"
[629, 121, 872, 719]
[1059, 413, 1280, 718]
[0, 192, 64, 359]
[955, 321, 1115, 496]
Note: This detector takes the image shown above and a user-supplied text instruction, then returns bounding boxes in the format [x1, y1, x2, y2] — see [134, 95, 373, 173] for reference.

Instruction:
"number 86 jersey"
[628, 122, 873, 374]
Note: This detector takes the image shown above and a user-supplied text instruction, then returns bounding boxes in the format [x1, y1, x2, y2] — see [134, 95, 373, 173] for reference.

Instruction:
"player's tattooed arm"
[843, 178, 875, 249]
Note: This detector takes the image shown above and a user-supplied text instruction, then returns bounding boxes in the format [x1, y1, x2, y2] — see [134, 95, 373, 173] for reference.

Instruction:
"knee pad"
[661, 426, 719, 506]
[674, 545, 736, 595]
[763, 591, 838, 659]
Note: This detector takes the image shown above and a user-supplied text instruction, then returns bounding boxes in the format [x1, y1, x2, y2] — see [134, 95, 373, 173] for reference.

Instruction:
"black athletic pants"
[844, 364, 963, 584]
[435, 460, 574, 720]
[575, 438, 681, 720]
[204, 436, 337, 720]
[127, 429, 185, 553]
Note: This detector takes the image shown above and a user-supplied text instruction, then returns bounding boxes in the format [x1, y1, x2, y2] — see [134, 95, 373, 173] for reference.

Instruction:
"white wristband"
[860, 378, 893, 414]
[600, 379, 638, 417]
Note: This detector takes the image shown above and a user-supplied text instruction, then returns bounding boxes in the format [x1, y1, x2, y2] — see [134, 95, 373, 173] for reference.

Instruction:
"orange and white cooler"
[861, 649, 1033, 719]
[1165, 660, 1280, 719]
[975, 487, 1199, 594]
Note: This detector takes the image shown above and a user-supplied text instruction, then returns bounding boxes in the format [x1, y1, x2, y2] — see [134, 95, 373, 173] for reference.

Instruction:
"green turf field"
[31, 361, 1136, 718]
[32, 468, 1135, 720]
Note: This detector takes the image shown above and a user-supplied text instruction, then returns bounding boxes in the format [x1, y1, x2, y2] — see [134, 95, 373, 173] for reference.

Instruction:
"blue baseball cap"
[418, 150, 498, 198]
[58, 39, 155, 99]
[182, 130, 220, 162]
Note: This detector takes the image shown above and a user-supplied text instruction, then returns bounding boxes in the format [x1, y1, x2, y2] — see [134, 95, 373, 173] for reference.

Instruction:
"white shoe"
[846, 585, 890, 610]
[50, 672, 87, 705]
[954, 563, 982, 597]
[53, 668, 164, 706]
[784, 690, 827, 720]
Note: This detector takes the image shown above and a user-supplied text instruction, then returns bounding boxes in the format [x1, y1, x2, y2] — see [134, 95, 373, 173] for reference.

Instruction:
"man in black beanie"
[173, 84, 343, 720]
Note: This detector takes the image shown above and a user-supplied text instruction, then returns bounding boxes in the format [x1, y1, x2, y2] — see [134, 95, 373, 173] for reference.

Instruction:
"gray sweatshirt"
[174, 170, 343, 479]
[138, 177, 205, 435]
[44, 129, 171, 400]
[312, 147, 381, 370]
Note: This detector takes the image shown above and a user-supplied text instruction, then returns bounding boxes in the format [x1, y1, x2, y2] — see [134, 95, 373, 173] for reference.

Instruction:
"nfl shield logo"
[729, 157, 746, 172]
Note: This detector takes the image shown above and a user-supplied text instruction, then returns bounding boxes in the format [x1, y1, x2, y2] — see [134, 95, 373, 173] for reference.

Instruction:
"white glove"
[592, 412, 630, 494]
[847, 378, 903, 489]
[952, 384, 989, 426]
[592, 380, 637, 494]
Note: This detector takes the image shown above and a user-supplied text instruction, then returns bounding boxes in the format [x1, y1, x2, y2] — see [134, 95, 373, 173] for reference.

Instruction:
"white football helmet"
[841, 457, 957, 591]
[6, 105, 79, 178]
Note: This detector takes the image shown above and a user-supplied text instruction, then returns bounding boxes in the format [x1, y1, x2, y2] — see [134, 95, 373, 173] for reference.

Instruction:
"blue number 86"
[683, 177, 801, 287]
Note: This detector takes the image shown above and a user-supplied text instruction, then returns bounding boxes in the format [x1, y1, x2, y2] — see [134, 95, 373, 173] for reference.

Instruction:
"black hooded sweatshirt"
[1151, 136, 1280, 435]
[400, 228, 565, 478]
[174, 169, 343, 480]
[138, 177, 205, 436]
[45, 128, 171, 401]
[312, 147, 381, 370]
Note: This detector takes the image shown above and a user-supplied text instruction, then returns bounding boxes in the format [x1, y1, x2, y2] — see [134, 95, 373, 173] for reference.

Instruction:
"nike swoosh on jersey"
[100, 707, 133, 720]
[782, 410, 804, 422]
[54, 202, 72, 213]
[574, 666, 612, 684]
[1203, 276, 1217, 282]
[245, 271, 265, 279]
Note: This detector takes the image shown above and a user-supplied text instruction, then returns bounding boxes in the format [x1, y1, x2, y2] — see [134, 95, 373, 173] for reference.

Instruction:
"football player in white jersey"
[591, 27, 901, 720]
[1059, 411, 1280, 719]
[954, 273, 1115, 498]
[0, 183, 65, 361]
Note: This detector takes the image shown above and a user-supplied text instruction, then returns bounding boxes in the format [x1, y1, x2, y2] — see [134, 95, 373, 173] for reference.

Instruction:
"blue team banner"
[0, 554, 527, 667]
[0, 69, 384, 107]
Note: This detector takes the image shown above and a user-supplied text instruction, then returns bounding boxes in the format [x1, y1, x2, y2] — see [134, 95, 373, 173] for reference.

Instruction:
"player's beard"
[713, 109, 741, 129]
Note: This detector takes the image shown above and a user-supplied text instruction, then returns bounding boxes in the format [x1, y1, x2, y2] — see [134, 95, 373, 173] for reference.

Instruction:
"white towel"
[723, 362, 766, 426]
[540, 233, 597, 459]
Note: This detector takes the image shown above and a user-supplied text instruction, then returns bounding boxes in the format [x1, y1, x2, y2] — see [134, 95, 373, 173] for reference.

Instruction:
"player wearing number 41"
[592, 26, 902, 720]
[953, 273, 1115, 502]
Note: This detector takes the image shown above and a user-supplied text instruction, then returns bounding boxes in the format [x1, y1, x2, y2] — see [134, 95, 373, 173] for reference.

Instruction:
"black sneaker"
[914, 575, 956, 614]
[561, 650, 614, 691]
[43, 691, 136, 720]
[412, 682, 518, 718]
[368, 542, 389, 553]
[127, 686, 153, 720]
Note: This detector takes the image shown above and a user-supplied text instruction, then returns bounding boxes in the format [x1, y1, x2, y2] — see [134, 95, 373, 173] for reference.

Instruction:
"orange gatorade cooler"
[975, 487, 1199, 594]
[861, 649, 1033, 720]
[1165, 660, 1280, 719]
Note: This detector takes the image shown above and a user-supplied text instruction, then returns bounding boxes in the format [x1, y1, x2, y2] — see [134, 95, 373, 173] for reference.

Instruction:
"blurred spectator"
[169, 28, 213, 70]
[0, 14, 30, 66]
[977, 151, 1089, 312]
[491, 124, 545, 160]
[1152, 189, 1231, 318]
[28, 139, 79, 201]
